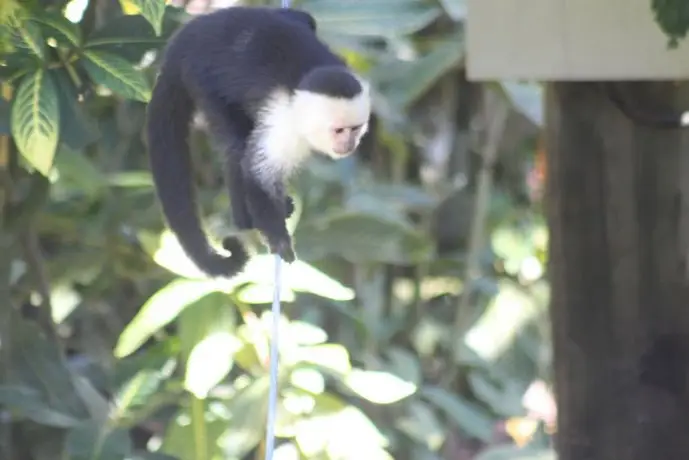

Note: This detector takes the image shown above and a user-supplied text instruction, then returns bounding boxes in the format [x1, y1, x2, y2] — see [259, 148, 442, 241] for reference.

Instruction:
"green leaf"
[344, 369, 416, 404]
[114, 278, 222, 358]
[85, 12, 177, 61]
[421, 385, 495, 442]
[81, 50, 152, 102]
[178, 292, 240, 398]
[31, 11, 82, 46]
[129, 0, 166, 36]
[161, 377, 270, 460]
[297, 343, 352, 376]
[138, 229, 218, 279]
[301, 0, 442, 37]
[107, 171, 154, 187]
[0, 385, 81, 428]
[113, 369, 166, 418]
[52, 68, 100, 150]
[11, 69, 60, 176]
[382, 37, 464, 107]
[53, 145, 106, 197]
[296, 212, 433, 264]
[9, 317, 89, 420]
[8, 17, 46, 60]
[66, 421, 133, 460]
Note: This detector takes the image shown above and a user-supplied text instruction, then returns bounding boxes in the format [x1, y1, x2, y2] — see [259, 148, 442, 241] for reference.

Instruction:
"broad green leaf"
[234, 255, 355, 303]
[8, 17, 46, 59]
[185, 332, 242, 398]
[138, 229, 231, 280]
[295, 402, 389, 458]
[31, 11, 82, 46]
[81, 50, 151, 102]
[344, 369, 416, 404]
[11, 69, 60, 175]
[52, 68, 100, 150]
[301, 0, 442, 37]
[178, 292, 239, 398]
[296, 212, 433, 264]
[9, 317, 89, 420]
[383, 37, 464, 107]
[66, 421, 133, 460]
[114, 278, 222, 358]
[421, 385, 495, 442]
[467, 371, 525, 418]
[290, 368, 325, 394]
[296, 344, 352, 376]
[53, 145, 106, 197]
[0, 385, 80, 428]
[129, 0, 166, 36]
[287, 321, 328, 346]
[71, 376, 110, 426]
[113, 369, 166, 419]
[85, 12, 178, 62]
[162, 377, 270, 460]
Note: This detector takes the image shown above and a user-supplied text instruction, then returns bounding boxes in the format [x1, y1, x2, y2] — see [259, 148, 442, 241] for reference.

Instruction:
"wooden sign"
[466, 0, 689, 81]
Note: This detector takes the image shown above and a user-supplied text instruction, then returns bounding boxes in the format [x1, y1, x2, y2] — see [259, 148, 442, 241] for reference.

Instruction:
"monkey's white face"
[292, 89, 371, 159]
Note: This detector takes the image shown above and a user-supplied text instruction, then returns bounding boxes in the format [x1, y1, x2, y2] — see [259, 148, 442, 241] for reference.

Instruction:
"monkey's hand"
[270, 236, 296, 263]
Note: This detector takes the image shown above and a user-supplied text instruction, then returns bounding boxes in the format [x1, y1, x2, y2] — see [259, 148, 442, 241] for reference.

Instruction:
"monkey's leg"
[239, 158, 295, 262]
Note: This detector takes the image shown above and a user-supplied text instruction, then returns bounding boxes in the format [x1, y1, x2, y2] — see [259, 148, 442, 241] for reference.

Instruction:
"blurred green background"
[0, 1, 555, 459]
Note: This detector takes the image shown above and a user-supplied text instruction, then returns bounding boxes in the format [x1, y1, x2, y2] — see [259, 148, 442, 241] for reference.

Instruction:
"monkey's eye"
[333, 128, 345, 134]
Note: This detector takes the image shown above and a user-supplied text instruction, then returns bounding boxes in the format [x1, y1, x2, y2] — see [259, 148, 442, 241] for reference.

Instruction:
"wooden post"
[545, 81, 689, 459]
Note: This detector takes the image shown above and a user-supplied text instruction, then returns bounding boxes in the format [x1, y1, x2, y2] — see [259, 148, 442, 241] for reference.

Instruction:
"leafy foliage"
[0, 0, 553, 459]
[651, 0, 689, 48]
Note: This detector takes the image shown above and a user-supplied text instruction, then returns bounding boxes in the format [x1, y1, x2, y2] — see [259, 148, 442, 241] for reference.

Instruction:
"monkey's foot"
[270, 237, 296, 263]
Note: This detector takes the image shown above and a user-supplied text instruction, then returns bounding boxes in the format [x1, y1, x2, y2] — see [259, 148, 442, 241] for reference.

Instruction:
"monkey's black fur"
[146, 7, 354, 278]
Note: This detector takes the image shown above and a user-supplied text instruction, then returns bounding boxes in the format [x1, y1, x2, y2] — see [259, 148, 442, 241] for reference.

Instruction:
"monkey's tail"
[146, 70, 249, 278]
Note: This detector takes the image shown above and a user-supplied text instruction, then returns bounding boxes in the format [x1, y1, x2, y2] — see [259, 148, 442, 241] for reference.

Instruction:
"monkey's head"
[293, 66, 371, 158]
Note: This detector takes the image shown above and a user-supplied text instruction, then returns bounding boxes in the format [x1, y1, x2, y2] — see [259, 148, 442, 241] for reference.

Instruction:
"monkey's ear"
[275, 9, 317, 32]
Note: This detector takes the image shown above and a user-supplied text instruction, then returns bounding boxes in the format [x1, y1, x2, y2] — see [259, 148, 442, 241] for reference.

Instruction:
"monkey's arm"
[240, 154, 295, 262]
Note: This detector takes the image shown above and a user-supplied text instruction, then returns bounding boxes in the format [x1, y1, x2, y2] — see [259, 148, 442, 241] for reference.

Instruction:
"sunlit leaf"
[217, 376, 271, 458]
[114, 278, 221, 358]
[297, 344, 352, 376]
[81, 50, 152, 101]
[10, 69, 60, 175]
[127, 0, 166, 35]
[290, 368, 325, 394]
[113, 369, 166, 420]
[107, 171, 154, 187]
[498, 81, 544, 127]
[422, 385, 495, 442]
[344, 369, 416, 404]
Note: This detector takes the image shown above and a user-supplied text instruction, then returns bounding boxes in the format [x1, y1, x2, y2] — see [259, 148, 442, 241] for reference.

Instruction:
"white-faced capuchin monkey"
[146, 7, 371, 278]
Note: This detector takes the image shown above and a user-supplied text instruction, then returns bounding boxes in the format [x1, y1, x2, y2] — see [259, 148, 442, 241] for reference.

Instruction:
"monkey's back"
[159, 7, 345, 106]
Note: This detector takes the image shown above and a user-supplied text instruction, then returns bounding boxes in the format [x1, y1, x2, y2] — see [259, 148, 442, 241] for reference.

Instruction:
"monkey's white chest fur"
[251, 90, 312, 185]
